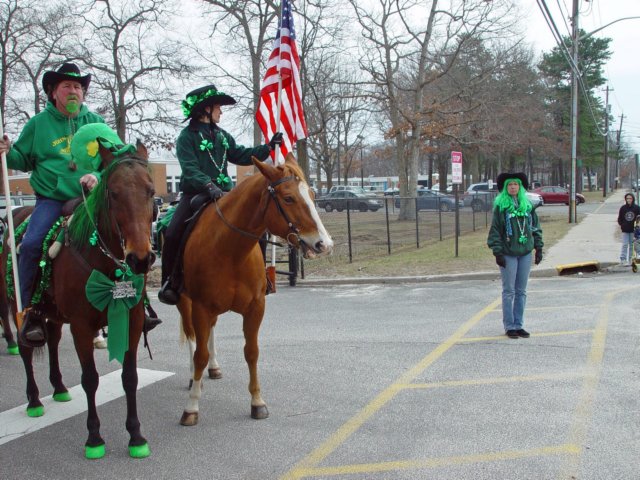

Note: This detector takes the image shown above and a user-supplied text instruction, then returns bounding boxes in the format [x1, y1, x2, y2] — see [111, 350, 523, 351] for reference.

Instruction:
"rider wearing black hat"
[158, 84, 283, 305]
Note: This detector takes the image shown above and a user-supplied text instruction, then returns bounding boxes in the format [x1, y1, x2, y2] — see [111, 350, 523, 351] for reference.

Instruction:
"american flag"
[256, 0, 307, 161]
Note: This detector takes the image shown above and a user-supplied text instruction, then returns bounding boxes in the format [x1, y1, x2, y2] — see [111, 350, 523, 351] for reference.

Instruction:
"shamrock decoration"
[199, 139, 213, 151]
[216, 173, 231, 185]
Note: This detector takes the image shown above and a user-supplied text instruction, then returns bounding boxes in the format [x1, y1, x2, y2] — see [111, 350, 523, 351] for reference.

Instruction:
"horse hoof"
[208, 368, 222, 379]
[180, 411, 199, 426]
[7, 344, 19, 355]
[251, 405, 269, 420]
[26, 405, 44, 417]
[129, 443, 150, 458]
[53, 391, 72, 402]
[85, 443, 106, 460]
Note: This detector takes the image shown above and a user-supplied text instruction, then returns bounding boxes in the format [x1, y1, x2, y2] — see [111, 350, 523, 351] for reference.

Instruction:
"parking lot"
[1, 272, 638, 479]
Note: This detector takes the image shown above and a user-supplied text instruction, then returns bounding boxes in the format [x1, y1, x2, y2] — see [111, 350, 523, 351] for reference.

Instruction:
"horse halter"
[213, 174, 304, 247]
[80, 156, 150, 272]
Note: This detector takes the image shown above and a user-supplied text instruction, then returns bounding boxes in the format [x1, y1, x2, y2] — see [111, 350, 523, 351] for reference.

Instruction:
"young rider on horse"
[158, 84, 283, 305]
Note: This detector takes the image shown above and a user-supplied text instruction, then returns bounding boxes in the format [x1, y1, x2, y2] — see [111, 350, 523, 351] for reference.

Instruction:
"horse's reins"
[80, 157, 149, 272]
[213, 175, 303, 247]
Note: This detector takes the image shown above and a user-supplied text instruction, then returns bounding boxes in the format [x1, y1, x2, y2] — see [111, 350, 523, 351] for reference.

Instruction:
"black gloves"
[268, 132, 283, 150]
[495, 254, 506, 268]
[206, 182, 224, 200]
[534, 248, 543, 265]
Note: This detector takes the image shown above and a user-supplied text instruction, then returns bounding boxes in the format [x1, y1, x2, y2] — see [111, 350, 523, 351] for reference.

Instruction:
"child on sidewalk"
[617, 193, 640, 265]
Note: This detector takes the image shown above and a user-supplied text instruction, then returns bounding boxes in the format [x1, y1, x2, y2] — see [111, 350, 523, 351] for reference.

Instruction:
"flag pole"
[270, 1, 286, 275]
[0, 124, 23, 314]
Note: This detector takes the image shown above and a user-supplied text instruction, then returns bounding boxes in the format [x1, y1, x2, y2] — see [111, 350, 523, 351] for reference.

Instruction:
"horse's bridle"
[214, 175, 307, 248]
[79, 157, 151, 272]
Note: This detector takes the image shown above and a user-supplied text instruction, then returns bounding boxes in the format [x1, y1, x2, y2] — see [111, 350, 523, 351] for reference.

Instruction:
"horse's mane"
[67, 160, 118, 248]
[282, 160, 305, 181]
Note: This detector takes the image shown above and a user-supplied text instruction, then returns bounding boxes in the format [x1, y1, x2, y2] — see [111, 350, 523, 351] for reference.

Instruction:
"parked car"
[316, 191, 383, 212]
[394, 189, 463, 211]
[463, 182, 543, 211]
[531, 186, 585, 205]
[383, 188, 399, 196]
[328, 185, 367, 195]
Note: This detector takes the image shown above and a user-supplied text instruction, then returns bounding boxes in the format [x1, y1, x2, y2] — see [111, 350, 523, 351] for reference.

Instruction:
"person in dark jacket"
[487, 172, 544, 339]
[158, 84, 282, 305]
[617, 193, 640, 265]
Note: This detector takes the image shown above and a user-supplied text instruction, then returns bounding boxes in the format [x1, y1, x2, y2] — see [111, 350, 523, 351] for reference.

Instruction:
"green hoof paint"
[7, 345, 19, 355]
[26, 405, 44, 417]
[129, 443, 150, 458]
[53, 391, 72, 402]
[85, 444, 106, 459]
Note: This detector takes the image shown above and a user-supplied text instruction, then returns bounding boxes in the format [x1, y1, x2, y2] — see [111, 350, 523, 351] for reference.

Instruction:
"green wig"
[493, 178, 532, 216]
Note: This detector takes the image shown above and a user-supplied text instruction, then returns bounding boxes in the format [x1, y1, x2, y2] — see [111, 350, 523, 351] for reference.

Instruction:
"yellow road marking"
[459, 329, 595, 343]
[403, 371, 588, 390]
[557, 287, 631, 478]
[279, 297, 501, 480]
[294, 444, 580, 477]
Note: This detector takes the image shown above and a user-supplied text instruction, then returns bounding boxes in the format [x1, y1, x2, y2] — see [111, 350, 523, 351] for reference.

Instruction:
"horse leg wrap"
[129, 443, 150, 458]
[85, 443, 106, 460]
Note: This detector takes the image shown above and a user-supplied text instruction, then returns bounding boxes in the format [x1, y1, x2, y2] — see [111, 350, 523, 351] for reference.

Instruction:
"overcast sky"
[519, 0, 640, 155]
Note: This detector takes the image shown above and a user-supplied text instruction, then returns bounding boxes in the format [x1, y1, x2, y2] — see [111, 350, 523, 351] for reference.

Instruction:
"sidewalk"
[535, 188, 626, 275]
[297, 189, 630, 286]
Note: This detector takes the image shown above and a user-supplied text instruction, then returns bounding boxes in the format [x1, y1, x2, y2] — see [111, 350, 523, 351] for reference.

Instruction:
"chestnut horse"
[177, 153, 333, 426]
[1, 142, 156, 459]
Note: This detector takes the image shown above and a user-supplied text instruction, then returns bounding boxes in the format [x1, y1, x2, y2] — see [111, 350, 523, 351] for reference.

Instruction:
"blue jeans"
[620, 232, 633, 262]
[499, 253, 532, 332]
[18, 196, 64, 308]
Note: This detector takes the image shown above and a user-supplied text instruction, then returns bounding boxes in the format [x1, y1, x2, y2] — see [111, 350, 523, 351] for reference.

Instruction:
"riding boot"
[18, 307, 47, 348]
[143, 302, 162, 332]
[158, 279, 179, 305]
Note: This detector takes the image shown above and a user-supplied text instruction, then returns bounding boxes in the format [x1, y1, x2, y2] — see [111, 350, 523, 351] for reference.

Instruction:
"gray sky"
[520, 0, 640, 154]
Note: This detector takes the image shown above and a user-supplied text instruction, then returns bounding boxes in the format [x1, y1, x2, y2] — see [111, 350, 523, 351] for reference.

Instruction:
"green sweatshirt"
[6, 102, 105, 201]
[177, 122, 271, 194]
[487, 207, 544, 257]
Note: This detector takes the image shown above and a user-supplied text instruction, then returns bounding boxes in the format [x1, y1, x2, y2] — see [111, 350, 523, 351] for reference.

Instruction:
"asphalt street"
[1, 273, 638, 479]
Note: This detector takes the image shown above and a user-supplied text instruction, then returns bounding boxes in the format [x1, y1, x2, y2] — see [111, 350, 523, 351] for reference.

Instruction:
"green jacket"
[176, 122, 271, 194]
[487, 207, 544, 257]
[6, 102, 105, 201]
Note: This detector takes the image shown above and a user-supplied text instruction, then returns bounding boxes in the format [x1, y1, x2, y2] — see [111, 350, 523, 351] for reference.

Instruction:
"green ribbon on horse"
[85, 269, 144, 363]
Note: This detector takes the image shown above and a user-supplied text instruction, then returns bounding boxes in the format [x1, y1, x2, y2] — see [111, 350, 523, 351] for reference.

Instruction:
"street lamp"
[569, 4, 640, 221]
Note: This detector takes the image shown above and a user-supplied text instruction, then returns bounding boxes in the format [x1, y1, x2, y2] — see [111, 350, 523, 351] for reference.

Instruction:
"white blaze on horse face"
[298, 182, 333, 254]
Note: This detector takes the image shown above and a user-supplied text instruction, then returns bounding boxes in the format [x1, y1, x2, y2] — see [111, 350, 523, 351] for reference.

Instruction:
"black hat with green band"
[181, 84, 237, 119]
[42, 63, 91, 95]
[496, 172, 529, 192]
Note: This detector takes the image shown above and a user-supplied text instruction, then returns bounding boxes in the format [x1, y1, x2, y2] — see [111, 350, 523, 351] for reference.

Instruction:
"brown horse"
[177, 153, 333, 426]
[0, 142, 156, 459]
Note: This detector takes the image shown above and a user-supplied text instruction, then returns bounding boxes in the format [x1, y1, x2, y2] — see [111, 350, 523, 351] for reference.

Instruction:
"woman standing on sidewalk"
[487, 173, 544, 339]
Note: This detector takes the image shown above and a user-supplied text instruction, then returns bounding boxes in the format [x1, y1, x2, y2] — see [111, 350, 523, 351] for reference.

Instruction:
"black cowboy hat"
[42, 63, 91, 94]
[181, 84, 237, 119]
[496, 172, 529, 191]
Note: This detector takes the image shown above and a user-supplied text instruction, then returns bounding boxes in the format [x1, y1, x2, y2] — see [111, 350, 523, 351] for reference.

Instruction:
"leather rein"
[213, 175, 304, 247]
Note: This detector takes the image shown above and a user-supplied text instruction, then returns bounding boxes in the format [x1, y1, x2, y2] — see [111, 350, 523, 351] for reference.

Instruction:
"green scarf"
[85, 269, 144, 363]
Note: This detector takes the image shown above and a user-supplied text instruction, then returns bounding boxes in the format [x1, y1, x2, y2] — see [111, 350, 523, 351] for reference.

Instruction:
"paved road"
[1, 274, 638, 479]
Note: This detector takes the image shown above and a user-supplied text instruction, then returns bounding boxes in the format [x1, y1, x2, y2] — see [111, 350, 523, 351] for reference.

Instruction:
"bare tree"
[349, 0, 517, 219]
[73, 0, 194, 143]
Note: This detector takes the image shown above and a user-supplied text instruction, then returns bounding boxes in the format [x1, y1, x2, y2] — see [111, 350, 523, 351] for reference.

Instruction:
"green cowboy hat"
[181, 84, 237, 119]
[42, 63, 91, 95]
[71, 123, 136, 171]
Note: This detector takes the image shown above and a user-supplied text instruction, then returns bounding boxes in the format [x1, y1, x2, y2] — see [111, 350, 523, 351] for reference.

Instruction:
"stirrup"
[158, 280, 179, 305]
[18, 307, 47, 348]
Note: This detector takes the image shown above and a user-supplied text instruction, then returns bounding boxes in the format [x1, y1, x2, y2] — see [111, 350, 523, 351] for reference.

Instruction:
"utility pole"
[603, 85, 611, 197]
[616, 114, 624, 190]
[569, 0, 579, 223]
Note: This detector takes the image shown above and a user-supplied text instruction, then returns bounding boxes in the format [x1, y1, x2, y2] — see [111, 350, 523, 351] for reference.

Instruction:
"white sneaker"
[93, 333, 107, 349]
